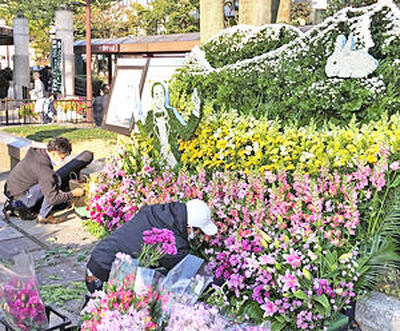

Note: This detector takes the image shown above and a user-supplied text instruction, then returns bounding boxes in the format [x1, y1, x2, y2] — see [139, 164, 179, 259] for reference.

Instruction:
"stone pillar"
[276, 0, 291, 23]
[13, 13, 30, 99]
[55, 6, 75, 96]
[200, 0, 225, 44]
[255, 0, 272, 25]
[239, 0, 255, 25]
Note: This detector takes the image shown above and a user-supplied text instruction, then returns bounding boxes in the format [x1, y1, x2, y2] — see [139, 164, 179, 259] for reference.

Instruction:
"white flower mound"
[184, 0, 400, 77]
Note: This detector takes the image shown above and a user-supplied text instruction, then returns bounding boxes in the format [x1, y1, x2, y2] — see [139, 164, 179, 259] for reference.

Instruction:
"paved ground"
[0, 170, 99, 329]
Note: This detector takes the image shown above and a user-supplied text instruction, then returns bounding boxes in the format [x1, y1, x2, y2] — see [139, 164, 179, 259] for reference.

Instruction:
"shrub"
[171, 1, 400, 126]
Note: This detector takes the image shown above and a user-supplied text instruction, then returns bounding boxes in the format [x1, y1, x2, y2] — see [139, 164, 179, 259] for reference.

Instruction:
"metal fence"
[0, 98, 89, 126]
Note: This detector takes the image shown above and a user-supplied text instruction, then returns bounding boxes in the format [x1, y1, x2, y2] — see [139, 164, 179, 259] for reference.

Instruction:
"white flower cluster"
[235, 24, 302, 50]
[184, 46, 213, 73]
[358, 76, 386, 94]
[308, 78, 344, 102]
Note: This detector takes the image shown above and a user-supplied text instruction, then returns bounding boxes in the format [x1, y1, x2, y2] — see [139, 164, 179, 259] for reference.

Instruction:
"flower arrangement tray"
[0, 305, 71, 331]
[74, 206, 89, 219]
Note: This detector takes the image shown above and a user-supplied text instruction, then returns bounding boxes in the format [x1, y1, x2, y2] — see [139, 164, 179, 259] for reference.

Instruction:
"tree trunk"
[200, 0, 225, 44]
[255, 0, 272, 25]
[239, 0, 254, 25]
[276, 0, 291, 23]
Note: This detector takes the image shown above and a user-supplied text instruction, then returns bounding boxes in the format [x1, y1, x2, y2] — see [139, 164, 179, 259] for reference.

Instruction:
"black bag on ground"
[56, 151, 93, 190]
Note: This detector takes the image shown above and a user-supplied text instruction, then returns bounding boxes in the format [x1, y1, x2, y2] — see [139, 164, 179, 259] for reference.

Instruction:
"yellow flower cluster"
[178, 113, 400, 174]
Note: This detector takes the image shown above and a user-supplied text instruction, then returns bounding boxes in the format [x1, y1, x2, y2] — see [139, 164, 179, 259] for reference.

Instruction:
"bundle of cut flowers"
[82, 252, 269, 331]
[81, 228, 176, 330]
[86, 148, 400, 330]
[0, 254, 48, 331]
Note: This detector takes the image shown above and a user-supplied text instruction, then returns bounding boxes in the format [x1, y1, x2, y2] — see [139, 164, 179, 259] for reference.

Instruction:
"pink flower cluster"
[87, 151, 396, 329]
[0, 277, 48, 331]
[81, 272, 165, 331]
[143, 228, 178, 255]
[166, 302, 227, 331]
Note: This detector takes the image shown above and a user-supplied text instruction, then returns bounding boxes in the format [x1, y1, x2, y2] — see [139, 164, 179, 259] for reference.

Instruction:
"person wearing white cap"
[86, 199, 218, 293]
[186, 198, 218, 238]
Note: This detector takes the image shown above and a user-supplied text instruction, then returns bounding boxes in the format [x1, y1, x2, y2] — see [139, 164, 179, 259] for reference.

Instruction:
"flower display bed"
[85, 141, 400, 329]
[80, 0, 400, 329]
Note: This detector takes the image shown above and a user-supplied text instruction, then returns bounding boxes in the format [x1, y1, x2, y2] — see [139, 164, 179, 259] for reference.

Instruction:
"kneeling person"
[4, 137, 84, 223]
[86, 199, 218, 293]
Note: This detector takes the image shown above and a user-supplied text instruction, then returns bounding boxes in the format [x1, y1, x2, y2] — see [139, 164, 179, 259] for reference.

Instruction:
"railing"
[0, 98, 89, 126]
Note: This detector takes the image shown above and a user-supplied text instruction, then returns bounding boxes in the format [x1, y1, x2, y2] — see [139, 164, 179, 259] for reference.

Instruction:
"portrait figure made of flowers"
[137, 82, 201, 168]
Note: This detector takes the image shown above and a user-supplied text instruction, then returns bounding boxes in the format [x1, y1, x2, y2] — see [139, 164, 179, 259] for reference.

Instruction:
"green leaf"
[294, 290, 308, 301]
[271, 320, 286, 331]
[314, 294, 331, 316]
[303, 268, 312, 281]
[390, 176, 400, 188]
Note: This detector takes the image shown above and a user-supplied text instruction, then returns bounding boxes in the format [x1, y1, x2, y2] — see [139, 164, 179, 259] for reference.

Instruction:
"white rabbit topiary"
[325, 34, 379, 78]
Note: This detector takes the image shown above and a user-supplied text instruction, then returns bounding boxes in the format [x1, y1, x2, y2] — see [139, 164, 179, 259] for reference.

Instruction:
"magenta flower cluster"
[87, 150, 399, 329]
[0, 277, 48, 331]
[143, 228, 178, 255]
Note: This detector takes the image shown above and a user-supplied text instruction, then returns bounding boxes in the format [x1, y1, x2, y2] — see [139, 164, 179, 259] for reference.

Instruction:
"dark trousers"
[8, 174, 61, 218]
[6, 151, 94, 218]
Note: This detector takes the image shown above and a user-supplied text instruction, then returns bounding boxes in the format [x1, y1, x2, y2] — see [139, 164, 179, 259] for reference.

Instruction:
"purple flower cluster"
[143, 228, 177, 255]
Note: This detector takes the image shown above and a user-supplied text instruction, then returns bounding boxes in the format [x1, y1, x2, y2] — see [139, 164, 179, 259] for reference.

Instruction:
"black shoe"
[14, 207, 37, 221]
[3, 200, 17, 220]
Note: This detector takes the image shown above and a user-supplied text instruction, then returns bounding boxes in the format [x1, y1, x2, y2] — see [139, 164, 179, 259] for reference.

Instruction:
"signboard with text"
[92, 44, 119, 53]
[50, 39, 63, 94]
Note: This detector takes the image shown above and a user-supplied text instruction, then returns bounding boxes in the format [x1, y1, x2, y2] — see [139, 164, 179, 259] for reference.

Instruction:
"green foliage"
[40, 281, 87, 306]
[171, 1, 400, 126]
[377, 268, 400, 299]
[0, 0, 116, 62]
[83, 219, 109, 239]
[129, 0, 200, 35]
[73, 3, 131, 40]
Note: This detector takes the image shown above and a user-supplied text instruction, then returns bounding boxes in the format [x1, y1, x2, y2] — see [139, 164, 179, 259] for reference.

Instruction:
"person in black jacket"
[85, 199, 218, 293]
[4, 137, 85, 224]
